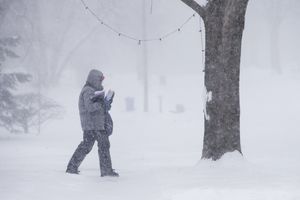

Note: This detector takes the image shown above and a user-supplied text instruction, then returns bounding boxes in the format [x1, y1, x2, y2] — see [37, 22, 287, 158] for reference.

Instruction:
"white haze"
[0, 0, 300, 200]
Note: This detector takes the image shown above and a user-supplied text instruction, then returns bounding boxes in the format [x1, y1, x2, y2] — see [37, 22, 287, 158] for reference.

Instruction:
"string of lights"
[199, 16, 205, 67]
[80, 0, 205, 70]
[80, 0, 197, 44]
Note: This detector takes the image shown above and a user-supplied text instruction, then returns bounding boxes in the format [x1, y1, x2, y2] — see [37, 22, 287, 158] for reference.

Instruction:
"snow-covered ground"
[0, 68, 299, 200]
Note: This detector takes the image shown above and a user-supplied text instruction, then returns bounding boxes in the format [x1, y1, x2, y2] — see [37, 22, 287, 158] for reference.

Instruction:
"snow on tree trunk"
[181, 0, 249, 160]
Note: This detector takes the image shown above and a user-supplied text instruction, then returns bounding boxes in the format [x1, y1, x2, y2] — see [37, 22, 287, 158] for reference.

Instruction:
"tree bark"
[181, 0, 249, 160]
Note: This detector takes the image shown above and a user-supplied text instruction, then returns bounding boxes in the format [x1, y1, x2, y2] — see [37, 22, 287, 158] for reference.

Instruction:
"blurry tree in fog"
[261, 0, 299, 73]
[0, 36, 31, 132]
[13, 93, 64, 133]
[0, 1, 63, 134]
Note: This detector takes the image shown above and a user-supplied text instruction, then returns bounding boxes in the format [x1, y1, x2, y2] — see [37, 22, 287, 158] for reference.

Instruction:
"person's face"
[95, 74, 104, 89]
[100, 75, 105, 82]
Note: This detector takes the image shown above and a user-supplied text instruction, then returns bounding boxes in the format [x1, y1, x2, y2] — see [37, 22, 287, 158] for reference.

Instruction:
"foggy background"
[2, 0, 300, 87]
[1, 0, 300, 199]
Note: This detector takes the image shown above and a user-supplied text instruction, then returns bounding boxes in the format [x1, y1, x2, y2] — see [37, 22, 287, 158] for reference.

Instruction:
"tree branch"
[180, 0, 206, 19]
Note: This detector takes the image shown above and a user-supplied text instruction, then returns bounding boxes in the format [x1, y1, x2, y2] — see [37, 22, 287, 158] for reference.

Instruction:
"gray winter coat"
[79, 69, 106, 131]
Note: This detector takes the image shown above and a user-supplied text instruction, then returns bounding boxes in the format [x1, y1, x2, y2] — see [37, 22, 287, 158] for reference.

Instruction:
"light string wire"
[80, 0, 199, 44]
[199, 15, 205, 69]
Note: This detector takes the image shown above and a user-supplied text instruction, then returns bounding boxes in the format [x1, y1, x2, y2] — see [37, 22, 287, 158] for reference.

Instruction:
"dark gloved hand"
[104, 99, 112, 111]
[91, 90, 105, 102]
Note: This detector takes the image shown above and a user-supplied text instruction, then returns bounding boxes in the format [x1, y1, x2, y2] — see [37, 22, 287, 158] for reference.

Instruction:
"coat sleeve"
[83, 88, 104, 113]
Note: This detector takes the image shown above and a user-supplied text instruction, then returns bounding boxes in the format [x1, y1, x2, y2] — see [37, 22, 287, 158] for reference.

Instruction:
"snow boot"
[66, 168, 80, 174]
[101, 170, 119, 177]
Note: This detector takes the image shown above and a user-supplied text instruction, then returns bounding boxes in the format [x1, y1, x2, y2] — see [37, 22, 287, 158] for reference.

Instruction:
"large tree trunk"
[181, 0, 249, 160]
[203, 0, 248, 160]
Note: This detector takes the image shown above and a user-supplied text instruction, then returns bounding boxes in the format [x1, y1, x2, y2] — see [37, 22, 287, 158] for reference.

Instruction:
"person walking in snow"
[66, 69, 119, 177]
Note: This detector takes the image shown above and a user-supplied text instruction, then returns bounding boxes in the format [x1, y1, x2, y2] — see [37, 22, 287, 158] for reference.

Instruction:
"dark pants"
[67, 130, 113, 175]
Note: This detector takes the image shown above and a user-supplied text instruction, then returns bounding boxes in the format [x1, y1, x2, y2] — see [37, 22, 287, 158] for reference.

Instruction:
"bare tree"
[260, 0, 298, 73]
[13, 93, 64, 133]
[181, 0, 249, 160]
[20, 0, 133, 86]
